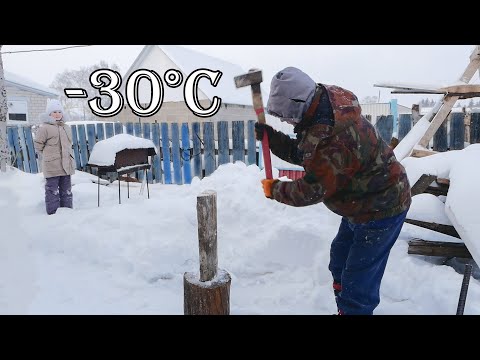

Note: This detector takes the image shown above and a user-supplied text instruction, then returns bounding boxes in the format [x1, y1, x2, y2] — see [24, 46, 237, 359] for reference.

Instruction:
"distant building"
[5, 71, 59, 125]
[117, 45, 257, 130]
[360, 102, 411, 125]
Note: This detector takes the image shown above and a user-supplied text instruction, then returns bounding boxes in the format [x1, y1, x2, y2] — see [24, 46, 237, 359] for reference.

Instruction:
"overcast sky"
[2, 45, 478, 108]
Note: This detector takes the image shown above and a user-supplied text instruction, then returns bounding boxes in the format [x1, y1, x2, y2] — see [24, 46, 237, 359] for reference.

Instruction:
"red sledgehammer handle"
[261, 122, 273, 179]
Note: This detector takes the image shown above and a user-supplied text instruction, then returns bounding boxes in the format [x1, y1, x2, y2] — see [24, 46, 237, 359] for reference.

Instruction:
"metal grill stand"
[88, 147, 156, 207]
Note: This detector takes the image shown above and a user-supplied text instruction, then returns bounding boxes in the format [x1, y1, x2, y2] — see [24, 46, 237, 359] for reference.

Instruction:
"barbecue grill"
[88, 147, 156, 207]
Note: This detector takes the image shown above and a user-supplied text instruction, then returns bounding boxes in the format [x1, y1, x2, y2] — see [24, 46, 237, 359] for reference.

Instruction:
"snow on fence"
[6, 120, 258, 185]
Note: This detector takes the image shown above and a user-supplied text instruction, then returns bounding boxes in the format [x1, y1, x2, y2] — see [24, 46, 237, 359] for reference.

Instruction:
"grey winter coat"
[34, 113, 76, 178]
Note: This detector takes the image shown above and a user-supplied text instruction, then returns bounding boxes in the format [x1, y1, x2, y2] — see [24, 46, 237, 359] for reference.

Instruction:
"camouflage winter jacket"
[268, 84, 411, 223]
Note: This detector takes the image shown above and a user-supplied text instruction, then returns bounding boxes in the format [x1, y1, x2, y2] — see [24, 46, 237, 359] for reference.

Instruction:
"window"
[7, 100, 28, 122]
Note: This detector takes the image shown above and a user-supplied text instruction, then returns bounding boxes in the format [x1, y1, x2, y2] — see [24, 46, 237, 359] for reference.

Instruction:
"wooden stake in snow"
[183, 190, 231, 315]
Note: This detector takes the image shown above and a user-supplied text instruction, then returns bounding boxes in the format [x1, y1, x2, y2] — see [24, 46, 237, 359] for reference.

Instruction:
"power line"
[1, 45, 93, 55]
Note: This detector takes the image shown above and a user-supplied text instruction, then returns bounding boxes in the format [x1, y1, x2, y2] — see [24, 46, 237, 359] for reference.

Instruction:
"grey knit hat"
[266, 67, 317, 123]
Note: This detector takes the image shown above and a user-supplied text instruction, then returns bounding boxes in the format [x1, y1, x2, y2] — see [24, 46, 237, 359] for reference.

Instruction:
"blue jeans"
[328, 210, 408, 315]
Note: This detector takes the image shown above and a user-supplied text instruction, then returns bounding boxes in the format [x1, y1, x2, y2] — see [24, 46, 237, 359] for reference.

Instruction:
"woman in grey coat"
[34, 99, 75, 215]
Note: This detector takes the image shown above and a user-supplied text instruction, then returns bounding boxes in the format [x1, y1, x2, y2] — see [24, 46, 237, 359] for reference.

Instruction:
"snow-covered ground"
[1, 141, 479, 314]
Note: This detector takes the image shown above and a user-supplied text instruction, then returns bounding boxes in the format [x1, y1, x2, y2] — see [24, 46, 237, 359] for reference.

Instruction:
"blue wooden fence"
[7, 120, 257, 185]
[375, 115, 393, 143]
[433, 120, 448, 152]
[471, 113, 480, 144]
[374, 112, 478, 152]
[9, 113, 479, 180]
[398, 114, 412, 142]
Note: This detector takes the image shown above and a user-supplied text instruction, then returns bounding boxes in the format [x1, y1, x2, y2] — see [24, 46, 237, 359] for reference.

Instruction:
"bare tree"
[0, 45, 9, 172]
[50, 61, 121, 121]
[361, 96, 379, 104]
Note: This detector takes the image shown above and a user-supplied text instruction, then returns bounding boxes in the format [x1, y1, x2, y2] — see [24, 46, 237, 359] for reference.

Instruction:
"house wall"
[360, 103, 411, 125]
[6, 85, 54, 125]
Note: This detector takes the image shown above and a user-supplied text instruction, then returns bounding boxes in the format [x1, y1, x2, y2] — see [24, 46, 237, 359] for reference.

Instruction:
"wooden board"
[181, 123, 192, 184]
[171, 122, 183, 184]
[217, 121, 229, 167]
[411, 174, 437, 196]
[192, 122, 202, 179]
[151, 123, 162, 184]
[408, 239, 472, 258]
[439, 84, 480, 94]
[203, 122, 215, 177]
[247, 120, 256, 166]
[232, 120, 245, 163]
[411, 148, 438, 158]
[161, 123, 172, 184]
[405, 218, 460, 238]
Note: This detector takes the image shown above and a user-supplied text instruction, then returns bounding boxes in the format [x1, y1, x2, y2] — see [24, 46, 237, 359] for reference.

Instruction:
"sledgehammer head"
[234, 68, 263, 88]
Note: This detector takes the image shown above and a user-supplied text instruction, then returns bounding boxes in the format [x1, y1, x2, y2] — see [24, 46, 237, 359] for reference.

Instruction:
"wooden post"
[411, 104, 421, 126]
[464, 112, 471, 145]
[398, 114, 412, 141]
[433, 117, 448, 152]
[450, 112, 465, 150]
[390, 99, 398, 137]
[471, 112, 480, 143]
[410, 174, 437, 196]
[375, 115, 393, 143]
[184, 190, 231, 315]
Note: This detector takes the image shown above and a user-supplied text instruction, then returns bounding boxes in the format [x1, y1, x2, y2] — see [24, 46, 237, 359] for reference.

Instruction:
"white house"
[360, 102, 412, 125]
[117, 45, 257, 127]
[5, 71, 59, 125]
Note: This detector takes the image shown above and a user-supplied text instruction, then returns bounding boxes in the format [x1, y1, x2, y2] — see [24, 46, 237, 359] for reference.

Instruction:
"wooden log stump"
[184, 269, 231, 315]
[183, 190, 231, 315]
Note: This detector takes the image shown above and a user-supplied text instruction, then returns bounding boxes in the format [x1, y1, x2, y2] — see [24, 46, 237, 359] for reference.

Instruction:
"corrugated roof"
[4, 71, 59, 97]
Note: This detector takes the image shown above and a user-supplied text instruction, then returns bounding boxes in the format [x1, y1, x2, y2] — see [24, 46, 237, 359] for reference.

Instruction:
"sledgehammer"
[234, 68, 273, 179]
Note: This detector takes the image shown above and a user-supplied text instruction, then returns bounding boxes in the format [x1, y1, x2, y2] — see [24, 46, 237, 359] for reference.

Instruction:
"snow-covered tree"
[361, 96, 378, 104]
[50, 61, 120, 121]
[0, 45, 9, 172]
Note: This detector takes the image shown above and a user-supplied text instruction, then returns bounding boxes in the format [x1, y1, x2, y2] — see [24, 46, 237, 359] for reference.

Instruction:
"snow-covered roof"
[4, 71, 59, 97]
[124, 45, 257, 106]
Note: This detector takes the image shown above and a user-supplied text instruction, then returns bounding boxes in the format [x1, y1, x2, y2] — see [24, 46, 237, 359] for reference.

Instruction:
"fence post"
[450, 112, 465, 150]
[375, 115, 393, 143]
[183, 190, 231, 315]
[471, 112, 480, 144]
[412, 104, 421, 126]
[433, 118, 448, 152]
[390, 99, 398, 137]
[398, 114, 412, 142]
